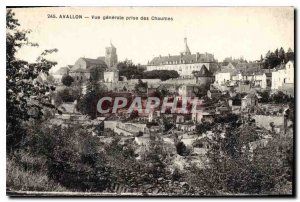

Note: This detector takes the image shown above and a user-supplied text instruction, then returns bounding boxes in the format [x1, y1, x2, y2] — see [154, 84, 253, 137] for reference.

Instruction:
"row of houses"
[214, 60, 294, 91]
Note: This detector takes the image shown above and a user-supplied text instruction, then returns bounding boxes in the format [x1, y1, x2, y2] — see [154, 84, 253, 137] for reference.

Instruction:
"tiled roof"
[196, 65, 213, 77]
[148, 53, 215, 66]
[81, 58, 107, 66]
[70, 57, 107, 73]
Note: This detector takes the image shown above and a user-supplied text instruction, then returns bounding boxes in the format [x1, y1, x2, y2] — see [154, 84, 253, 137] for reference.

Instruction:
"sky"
[11, 7, 294, 72]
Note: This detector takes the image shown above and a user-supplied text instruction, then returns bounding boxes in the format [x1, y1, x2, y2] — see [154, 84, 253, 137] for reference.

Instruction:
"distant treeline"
[261, 47, 294, 69]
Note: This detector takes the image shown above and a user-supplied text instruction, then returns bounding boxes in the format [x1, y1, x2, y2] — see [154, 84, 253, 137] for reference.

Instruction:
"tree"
[117, 61, 144, 80]
[278, 47, 286, 63]
[258, 90, 270, 103]
[76, 81, 107, 119]
[89, 65, 106, 81]
[143, 70, 179, 81]
[286, 48, 294, 62]
[61, 74, 74, 86]
[135, 79, 148, 93]
[6, 9, 58, 151]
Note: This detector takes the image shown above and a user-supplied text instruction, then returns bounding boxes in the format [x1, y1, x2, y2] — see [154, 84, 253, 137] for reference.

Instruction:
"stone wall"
[253, 115, 284, 130]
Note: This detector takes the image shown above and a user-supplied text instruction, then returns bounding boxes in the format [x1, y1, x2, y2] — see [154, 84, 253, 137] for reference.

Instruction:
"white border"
[0, 0, 298, 201]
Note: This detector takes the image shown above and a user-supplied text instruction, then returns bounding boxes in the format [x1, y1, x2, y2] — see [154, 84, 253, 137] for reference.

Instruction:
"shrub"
[61, 75, 74, 86]
[7, 154, 67, 192]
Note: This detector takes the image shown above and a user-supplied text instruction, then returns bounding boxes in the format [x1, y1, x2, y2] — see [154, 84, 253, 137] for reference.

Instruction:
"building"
[215, 63, 238, 85]
[70, 58, 107, 82]
[69, 42, 119, 82]
[241, 93, 259, 110]
[194, 65, 214, 86]
[146, 37, 217, 77]
[178, 84, 199, 97]
[271, 60, 294, 90]
[104, 67, 119, 83]
[104, 42, 118, 68]
[207, 89, 222, 99]
[52, 65, 72, 82]
[261, 72, 272, 89]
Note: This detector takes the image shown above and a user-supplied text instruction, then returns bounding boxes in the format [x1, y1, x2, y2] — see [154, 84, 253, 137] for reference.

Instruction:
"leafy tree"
[55, 87, 80, 103]
[76, 81, 107, 119]
[89, 65, 106, 81]
[176, 141, 189, 156]
[278, 47, 286, 63]
[143, 70, 179, 81]
[6, 9, 58, 151]
[134, 79, 148, 93]
[61, 74, 74, 86]
[117, 61, 144, 80]
[271, 91, 290, 104]
[286, 49, 294, 62]
[196, 121, 214, 135]
[258, 90, 270, 103]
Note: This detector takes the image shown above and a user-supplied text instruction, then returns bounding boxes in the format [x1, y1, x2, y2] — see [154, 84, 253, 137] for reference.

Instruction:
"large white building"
[271, 60, 294, 90]
[146, 37, 218, 77]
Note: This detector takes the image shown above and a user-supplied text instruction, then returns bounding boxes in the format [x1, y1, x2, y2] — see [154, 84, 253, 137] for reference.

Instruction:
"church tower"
[182, 37, 191, 55]
[105, 42, 118, 68]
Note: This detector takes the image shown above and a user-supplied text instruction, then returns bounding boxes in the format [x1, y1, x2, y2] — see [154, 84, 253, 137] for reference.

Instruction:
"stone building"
[69, 42, 119, 82]
[194, 65, 214, 86]
[146, 37, 217, 77]
[104, 42, 118, 68]
[69, 58, 107, 82]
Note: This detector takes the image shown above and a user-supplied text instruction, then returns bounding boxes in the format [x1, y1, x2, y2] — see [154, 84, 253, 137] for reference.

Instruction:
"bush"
[55, 87, 80, 104]
[7, 153, 67, 192]
[61, 75, 74, 86]
[176, 141, 190, 156]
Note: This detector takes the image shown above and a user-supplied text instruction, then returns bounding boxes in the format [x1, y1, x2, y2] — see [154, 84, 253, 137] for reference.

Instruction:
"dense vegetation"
[261, 47, 294, 69]
[117, 61, 179, 81]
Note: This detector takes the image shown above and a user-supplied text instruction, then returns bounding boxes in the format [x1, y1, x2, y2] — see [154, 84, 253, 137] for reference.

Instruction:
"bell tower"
[105, 41, 118, 68]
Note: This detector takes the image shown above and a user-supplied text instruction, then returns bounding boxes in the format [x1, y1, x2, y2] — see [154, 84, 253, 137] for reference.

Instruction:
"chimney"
[159, 55, 162, 58]
[168, 54, 171, 58]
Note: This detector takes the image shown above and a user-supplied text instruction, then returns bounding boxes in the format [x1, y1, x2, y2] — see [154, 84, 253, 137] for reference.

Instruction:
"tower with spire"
[182, 37, 191, 55]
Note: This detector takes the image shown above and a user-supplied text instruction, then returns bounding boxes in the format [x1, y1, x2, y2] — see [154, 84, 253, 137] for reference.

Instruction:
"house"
[271, 60, 294, 90]
[236, 83, 251, 93]
[192, 108, 214, 124]
[207, 89, 222, 99]
[216, 105, 231, 114]
[241, 93, 260, 110]
[194, 65, 214, 86]
[104, 66, 119, 83]
[178, 84, 198, 97]
[215, 64, 238, 85]
[261, 72, 272, 89]
[52, 65, 72, 82]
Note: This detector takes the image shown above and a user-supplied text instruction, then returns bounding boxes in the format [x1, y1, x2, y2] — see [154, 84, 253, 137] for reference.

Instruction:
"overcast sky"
[11, 7, 294, 72]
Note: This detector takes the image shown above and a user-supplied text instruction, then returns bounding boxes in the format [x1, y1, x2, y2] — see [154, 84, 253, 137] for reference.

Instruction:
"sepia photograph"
[6, 6, 295, 196]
